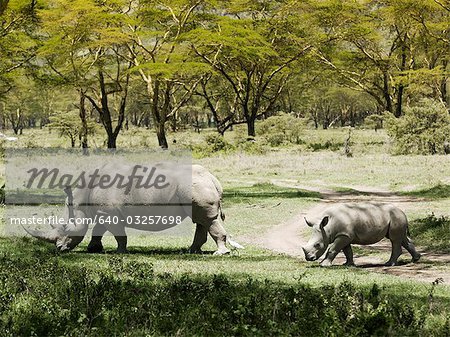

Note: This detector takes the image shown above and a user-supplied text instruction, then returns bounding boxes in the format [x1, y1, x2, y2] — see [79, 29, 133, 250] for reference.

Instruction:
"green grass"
[1, 125, 450, 335]
[223, 182, 321, 204]
[403, 184, 450, 199]
[410, 214, 450, 252]
[0, 237, 449, 336]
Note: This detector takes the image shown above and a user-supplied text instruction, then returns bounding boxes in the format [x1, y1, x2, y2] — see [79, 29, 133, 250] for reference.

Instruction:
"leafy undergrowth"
[0, 240, 449, 337]
[410, 213, 450, 252]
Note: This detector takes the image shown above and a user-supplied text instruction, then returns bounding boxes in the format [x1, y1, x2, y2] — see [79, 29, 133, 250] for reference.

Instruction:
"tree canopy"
[0, 0, 448, 148]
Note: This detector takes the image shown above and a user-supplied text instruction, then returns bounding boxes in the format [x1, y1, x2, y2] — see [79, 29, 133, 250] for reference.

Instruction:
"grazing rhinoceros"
[24, 164, 241, 255]
[302, 202, 421, 267]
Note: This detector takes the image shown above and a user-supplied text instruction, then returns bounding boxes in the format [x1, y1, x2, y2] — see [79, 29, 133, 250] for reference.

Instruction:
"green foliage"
[0, 247, 444, 336]
[236, 139, 268, 155]
[257, 114, 305, 146]
[410, 213, 450, 252]
[205, 133, 232, 152]
[190, 133, 234, 158]
[364, 114, 384, 131]
[386, 100, 450, 155]
[307, 140, 343, 152]
[48, 110, 97, 147]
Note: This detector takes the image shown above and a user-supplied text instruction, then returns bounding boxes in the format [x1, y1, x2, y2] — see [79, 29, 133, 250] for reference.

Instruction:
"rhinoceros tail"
[209, 172, 225, 221]
[227, 235, 244, 250]
[219, 202, 225, 221]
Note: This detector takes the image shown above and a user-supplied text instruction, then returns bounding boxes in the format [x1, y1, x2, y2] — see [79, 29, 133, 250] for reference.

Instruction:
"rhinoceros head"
[302, 216, 329, 261]
[24, 186, 88, 252]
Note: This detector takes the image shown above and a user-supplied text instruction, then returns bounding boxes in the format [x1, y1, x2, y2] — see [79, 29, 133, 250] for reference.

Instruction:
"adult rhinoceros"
[302, 202, 421, 266]
[24, 163, 240, 255]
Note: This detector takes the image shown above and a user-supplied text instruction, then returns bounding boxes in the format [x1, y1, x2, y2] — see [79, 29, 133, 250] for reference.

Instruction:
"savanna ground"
[1, 125, 450, 336]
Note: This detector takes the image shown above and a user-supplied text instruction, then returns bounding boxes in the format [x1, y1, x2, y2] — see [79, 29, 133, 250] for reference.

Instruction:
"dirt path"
[241, 182, 450, 285]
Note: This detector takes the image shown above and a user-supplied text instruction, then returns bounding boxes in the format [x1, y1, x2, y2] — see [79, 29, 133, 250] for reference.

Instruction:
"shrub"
[205, 133, 232, 152]
[307, 140, 343, 152]
[364, 114, 384, 131]
[385, 100, 450, 154]
[257, 114, 305, 146]
[0, 247, 440, 337]
[266, 132, 285, 147]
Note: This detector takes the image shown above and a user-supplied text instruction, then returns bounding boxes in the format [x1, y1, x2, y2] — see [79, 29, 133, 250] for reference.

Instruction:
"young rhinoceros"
[302, 202, 421, 267]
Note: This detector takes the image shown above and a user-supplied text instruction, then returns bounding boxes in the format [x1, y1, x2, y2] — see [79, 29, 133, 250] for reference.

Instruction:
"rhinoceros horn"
[304, 217, 314, 227]
[64, 186, 75, 220]
[22, 225, 58, 243]
[23, 186, 76, 243]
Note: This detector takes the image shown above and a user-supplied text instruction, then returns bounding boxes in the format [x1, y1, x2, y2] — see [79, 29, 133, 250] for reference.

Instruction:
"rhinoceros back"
[325, 202, 408, 245]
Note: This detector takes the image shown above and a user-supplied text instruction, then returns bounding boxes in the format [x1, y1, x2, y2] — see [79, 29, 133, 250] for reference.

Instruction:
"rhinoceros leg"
[114, 236, 128, 253]
[402, 237, 421, 262]
[103, 222, 128, 253]
[87, 223, 107, 253]
[320, 236, 352, 267]
[189, 224, 208, 253]
[208, 219, 230, 255]
[385, 240, 402, 266]
[342, 245, 355, 266]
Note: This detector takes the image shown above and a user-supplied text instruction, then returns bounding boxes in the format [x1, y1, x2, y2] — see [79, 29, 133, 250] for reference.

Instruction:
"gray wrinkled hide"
[302, 202, 421, 267]
[30, 164, 232, 255]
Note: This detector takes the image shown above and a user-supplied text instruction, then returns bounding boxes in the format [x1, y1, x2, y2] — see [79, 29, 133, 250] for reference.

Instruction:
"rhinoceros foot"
[87, 241, 104, 253]
[384, 261, 398, 267]
[320, 259, 333, 267]
[412, 254, 421, 263]
[213, 248, 231, 256]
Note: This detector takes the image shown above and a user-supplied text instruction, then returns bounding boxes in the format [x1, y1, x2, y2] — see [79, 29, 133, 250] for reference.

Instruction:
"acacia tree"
[188, 1, 312, 137]
[127, 0, 208, 149]
[0, 0, 37, 99]
[38, 0, 132, 149]
[307, 0, 449, 117]
[194, 73, 241, 135]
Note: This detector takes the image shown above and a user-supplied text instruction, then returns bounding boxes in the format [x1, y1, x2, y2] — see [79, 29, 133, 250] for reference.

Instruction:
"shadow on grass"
[410, 213, 450, 253]
[224, 182, 320, 204]
[402, 184, 450, 199]
[62, 247, 287, 262]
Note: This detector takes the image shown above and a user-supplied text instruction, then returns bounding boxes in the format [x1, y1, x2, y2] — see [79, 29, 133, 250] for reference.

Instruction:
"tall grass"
[0, 246, 448, 337]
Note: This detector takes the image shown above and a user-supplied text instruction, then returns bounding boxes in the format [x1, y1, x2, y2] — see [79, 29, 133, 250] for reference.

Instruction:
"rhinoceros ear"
[304, 217, 314, 227]
[320, 216, 329, 229]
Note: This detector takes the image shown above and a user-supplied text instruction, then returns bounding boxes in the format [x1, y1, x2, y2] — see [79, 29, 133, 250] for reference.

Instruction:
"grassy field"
[1, 125, 450, 335]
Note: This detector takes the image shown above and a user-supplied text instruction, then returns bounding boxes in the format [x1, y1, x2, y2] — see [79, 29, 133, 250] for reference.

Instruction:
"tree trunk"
[107, 135, 117, 149]
[383, 71, 394, 114]
[395, 40, 407, 118]
[441, 60, 448, 106]
[0, 0, 8, 16]
[156, 122, 168, 149]
[246, 118, 256, 138]
[78, 90, 89, 150]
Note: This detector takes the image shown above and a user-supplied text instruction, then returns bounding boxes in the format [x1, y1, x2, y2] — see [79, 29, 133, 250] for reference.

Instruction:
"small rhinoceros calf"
[302, 202, 421, 267]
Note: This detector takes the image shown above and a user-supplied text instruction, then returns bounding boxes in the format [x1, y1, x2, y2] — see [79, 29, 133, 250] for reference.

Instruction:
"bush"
[266, 132, 285, 147]
[205, 133, 232, 152]
[0, 247, 442, 337]
[257, 114, 305, 146]
[307, 140, 343, 152]
[386, 100, 450, 154]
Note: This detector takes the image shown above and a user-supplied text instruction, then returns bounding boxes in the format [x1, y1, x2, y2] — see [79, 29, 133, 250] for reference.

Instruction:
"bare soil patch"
[240, 183, 450, 285]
